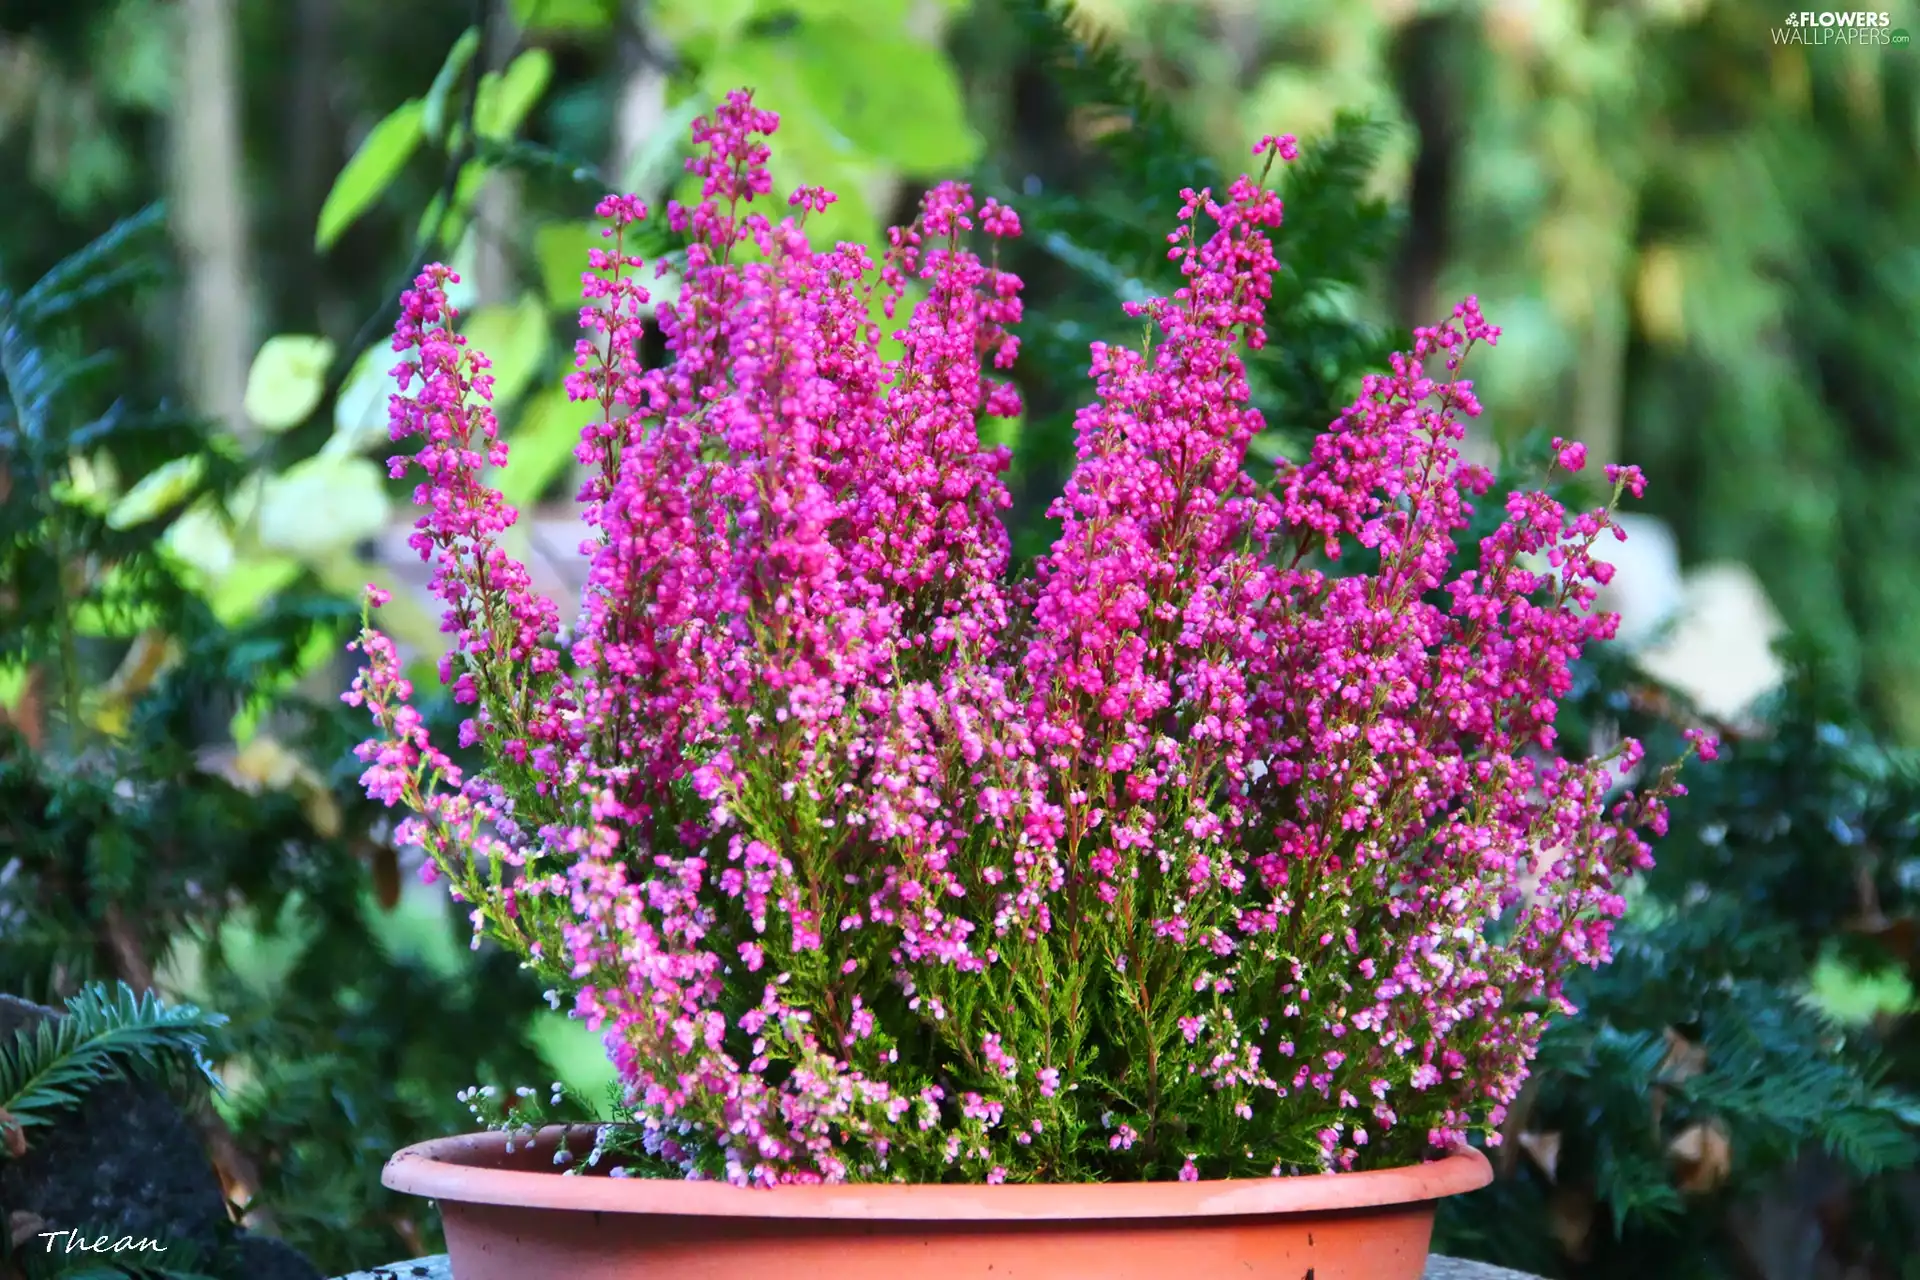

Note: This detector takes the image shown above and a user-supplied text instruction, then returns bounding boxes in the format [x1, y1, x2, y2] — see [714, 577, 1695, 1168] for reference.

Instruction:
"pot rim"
[384, 1127, 1492, 1221]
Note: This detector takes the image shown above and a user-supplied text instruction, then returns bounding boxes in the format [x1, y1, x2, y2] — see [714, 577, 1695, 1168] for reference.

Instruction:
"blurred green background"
[3, 1, 1920, 1277]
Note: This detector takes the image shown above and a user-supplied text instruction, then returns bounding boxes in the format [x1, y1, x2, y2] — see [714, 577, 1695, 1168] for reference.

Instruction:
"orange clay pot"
[384, 1127, 1492, 1280]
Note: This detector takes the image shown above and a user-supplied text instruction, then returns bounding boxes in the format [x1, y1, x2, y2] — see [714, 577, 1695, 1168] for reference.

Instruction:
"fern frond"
[9, 204, 169, 329]
[1822, 1095, 1920, 1176]
[1270, 112, 1402, 301]
[1004, 0, 1220, 198]
[0, 982, 226, 1147]
[995, 0, 1217, 289]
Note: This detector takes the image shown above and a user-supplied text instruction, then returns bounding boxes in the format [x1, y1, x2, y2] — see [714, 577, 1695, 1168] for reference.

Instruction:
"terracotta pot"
[385, 1127, 1491, 1279]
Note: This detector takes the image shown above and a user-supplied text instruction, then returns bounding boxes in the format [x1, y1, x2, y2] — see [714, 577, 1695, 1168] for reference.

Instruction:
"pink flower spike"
[343, 95, 1688, 1191]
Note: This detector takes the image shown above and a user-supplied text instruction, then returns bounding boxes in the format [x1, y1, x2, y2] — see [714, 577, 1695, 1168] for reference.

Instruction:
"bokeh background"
[3, 2, 1919, 1277]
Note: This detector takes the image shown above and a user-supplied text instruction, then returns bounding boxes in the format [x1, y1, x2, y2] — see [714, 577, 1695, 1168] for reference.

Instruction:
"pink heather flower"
[982, 1033, 1018, 1080]
[1551, 437, 1587, 472]
[1255, 133, 1300, 162]
[1606, 462, 1649, 497]
[349, 86, 1684, 1189]
[1684, 728, 1721, 762]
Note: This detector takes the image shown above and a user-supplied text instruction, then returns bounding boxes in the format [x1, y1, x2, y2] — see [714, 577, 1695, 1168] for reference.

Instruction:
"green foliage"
[1252, 115, 1402, 459]
[473, 50, 555, 144]
[0, 205, 216, 718]
[1437, 645, 1920, 1278]
[195, 882, 558, 1266]
[316, 101, 429, 252]
[1614, 33, 1920, 743]
[242, 337, 335, 435]
[0, 212, 555, 1275]
[0, 982, 224, 1148]
[510, 0, 617, 35]
[421, 28, 484, 146]
[459, 295, 549, 413]
[1002, 0, 1224, 220]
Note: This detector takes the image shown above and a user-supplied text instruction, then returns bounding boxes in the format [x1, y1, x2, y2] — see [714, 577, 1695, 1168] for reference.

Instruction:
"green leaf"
[207, 557, 304, 626]
[160, 498, 237, 586]
[417, 160, 491, 250]
[534, 221, 600, 307]
[1807, 949, 1918, 1025]
[500, 379, 595, 509]
[423, 26, 483, 144]
[0, 664, 25, 711]
[510, 0, 616, 32]
[53, 450, 120, 512]
[475, 49, 555, 142]
[786, 20, 980, 174]
[317, 99, 426, 250]
[105, 455, 206, 529]
[255, 456, 394, 557]
[96, 0, 174, 111]
[312, 552, 445, 655]
[650, 0, 756, 47]
[700, 53, 874, 247]
[326, 345, 396, 458]
[619, 94, 705, 195]
[460, 294, 551, 410]
[779, 0, 910, 21]
[243, 335, 336, 434]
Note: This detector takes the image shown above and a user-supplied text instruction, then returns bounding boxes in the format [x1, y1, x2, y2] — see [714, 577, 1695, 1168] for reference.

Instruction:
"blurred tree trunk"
[1387, 12, 1463, 331]
[285, 0, 337, 330]
[159, 0, 274, 1226]
[473, 0, 520, 306]
[167, 0, 256, 442]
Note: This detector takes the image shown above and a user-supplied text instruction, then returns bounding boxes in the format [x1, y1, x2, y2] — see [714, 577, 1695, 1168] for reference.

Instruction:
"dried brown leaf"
[1652, 1026, 1709, 1131]
[392, 1213, 425, 1257]
[1660, 1027, 1708, 1083]
[373, 841, 401, 911]
[1494, 1075, 1542, 1178]
[1518, 1129, 1563, 1183]
[1548, 1183, 1595, 1260]
[0, 1107, 24, 1159]
[8, 1210, 44, 1249]
[1668, 1119, 1733, 1194]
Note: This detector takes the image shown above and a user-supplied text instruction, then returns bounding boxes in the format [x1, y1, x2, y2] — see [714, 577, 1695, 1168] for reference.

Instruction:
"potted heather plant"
[351, 92, 1705, 1280]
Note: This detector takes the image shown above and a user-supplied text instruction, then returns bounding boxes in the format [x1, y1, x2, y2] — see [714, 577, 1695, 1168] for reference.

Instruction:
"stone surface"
[333, 1255, 1536, 1280]
[335, 1260, 454, 1280]
[0, 994, 321, 1280]
[1422, 1257, 1544, 1280]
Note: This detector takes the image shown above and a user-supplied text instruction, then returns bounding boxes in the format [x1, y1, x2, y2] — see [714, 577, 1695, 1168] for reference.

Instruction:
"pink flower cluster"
[348, 89, 1697, 1186]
